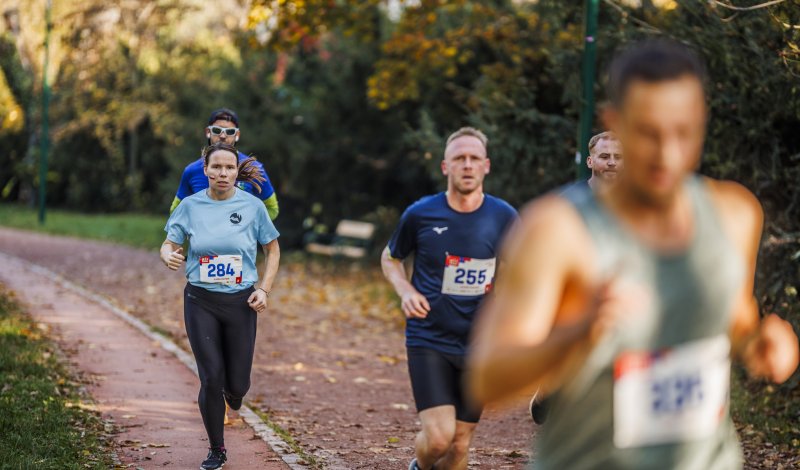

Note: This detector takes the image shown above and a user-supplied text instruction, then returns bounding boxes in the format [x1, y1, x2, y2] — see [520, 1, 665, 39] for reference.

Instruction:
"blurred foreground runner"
[381, 127, 517, 470]
[162, 142, 280, 470]
[171, 108, 280, 220]
[531, 131, 624, 425]
[469, 39, 799, 469]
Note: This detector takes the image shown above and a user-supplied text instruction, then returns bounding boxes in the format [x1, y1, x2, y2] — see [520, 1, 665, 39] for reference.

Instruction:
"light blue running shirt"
[165, 188, 279, 293]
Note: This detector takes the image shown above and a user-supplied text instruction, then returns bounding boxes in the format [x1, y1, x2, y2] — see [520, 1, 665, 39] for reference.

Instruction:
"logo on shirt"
[230, 213, 242, 225]
[432, 226, 448, 235]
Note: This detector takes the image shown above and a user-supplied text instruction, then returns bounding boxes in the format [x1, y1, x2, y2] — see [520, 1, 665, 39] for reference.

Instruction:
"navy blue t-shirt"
[387, 192, 518, 355]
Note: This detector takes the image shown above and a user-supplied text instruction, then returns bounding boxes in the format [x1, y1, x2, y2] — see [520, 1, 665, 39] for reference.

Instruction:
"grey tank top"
[534, 176, 744, 470]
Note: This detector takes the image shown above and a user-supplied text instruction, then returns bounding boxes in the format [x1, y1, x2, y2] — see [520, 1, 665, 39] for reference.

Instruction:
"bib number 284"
[199, 255, 243, 285]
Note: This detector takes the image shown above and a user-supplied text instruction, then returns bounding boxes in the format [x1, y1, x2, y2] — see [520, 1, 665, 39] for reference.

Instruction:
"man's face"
[206, 119, 240, 145]
[441, 136, 490, 195]
[203, 150, 238, 192]
[608, 75, 706, 206]
[587, 138, 623, 182]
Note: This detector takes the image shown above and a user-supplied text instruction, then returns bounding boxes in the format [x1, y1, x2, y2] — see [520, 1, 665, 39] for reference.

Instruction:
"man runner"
[468, 39, 798, 469]
[170, 108, 279, 220]
[381, 127, 517, 470]
[531, 131, 624, 424]
[563, 131, 623, 198]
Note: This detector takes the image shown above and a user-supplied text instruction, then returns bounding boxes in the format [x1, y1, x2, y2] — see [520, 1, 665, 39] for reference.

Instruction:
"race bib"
[613, 335, 731, 448]
[441, 255, 496, 296]
[199, 255, 243, 285]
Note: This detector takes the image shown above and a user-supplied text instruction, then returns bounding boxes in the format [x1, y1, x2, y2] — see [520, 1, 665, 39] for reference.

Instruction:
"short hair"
[208, 108, 239, 127]
[445, 127, 488, 150]
[588, 131, 617, 154]
[606, 38, 707, 106]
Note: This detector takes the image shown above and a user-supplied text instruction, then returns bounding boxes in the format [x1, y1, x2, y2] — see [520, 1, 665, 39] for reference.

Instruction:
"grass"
[0, 287, 116, 469]
[730, 366, 800, 448]
[0, 203, 166, 250]
[249, 406, 321, 469]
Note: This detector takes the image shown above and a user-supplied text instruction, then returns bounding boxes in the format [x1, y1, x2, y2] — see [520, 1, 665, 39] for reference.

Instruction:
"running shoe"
[200, 447, 227, 470]
[223, 390, 242, 411]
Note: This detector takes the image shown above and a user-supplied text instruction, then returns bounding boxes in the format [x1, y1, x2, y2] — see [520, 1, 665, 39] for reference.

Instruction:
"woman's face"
[204, 150, 238, 194]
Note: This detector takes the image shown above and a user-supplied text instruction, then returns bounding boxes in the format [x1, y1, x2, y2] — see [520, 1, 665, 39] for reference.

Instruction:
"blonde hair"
[588, 131, 617, 154]
[445, 127, 488, 150]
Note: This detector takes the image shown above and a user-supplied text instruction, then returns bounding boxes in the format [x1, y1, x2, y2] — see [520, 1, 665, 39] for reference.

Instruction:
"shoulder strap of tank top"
[686, 175, 728, 244]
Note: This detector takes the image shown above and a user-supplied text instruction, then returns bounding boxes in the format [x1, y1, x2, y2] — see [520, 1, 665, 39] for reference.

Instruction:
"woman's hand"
[161, 245, 185, 271]
[248, 288, 269, 313]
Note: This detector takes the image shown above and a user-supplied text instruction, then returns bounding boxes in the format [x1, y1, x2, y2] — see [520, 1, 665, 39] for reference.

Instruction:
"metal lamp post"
[38, 0, 52, 224]
[576, 0, 599, 180]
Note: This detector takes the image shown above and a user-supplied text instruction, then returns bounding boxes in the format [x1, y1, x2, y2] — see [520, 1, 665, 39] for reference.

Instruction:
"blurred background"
[3, 0, 800, 352]
[1, 0, 796, 243]
[2, 0, 800, 349]
[1, 1, 800, 465]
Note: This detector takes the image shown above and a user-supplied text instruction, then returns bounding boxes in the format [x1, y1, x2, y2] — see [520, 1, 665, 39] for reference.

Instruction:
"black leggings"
[184, 283, 257, 448]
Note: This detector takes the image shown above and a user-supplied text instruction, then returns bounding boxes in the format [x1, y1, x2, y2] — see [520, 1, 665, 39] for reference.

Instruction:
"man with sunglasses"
[170, 108, 279, 220]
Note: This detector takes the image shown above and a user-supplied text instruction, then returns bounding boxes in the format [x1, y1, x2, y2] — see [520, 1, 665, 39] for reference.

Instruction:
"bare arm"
[160, 239, 185, 271]
[258, 239, 280, 293]
[380, 246, 430, 318]
[711, 180, 799, 383]
[468, 197, 618, 405]
[247, 239, 280, 313]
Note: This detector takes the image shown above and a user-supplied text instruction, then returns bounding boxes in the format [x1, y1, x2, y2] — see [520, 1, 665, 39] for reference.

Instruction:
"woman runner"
[161, 141, 280, 470]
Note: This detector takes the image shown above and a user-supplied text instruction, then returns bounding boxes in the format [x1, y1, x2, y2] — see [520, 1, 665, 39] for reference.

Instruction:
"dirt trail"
[0, 227, 534, 469]
[0, 250, 288, 469]
[1, 227, 792, 469]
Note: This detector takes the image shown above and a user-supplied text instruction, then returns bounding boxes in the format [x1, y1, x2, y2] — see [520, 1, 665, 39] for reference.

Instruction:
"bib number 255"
[442, 255, 496, 296]
[453, 268, 487, 285]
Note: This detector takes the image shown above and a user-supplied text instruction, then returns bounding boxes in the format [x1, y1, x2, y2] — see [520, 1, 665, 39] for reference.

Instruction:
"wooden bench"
[305, 220, 376, 259]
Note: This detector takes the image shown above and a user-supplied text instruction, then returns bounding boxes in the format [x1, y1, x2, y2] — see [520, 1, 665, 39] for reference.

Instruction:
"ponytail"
[202, 142, 266, 194]
[237, 156, 266, 194]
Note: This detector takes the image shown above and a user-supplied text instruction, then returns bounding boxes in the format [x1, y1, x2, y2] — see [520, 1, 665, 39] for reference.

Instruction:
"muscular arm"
[710, 179, 799, 383]
[381, 247, 430, 318]
[468, 197, 603, 405]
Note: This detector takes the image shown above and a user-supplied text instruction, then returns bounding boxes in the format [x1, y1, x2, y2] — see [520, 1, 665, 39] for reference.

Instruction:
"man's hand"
[583, 275, 651, 346]
[742, 314, 799, 383]
[401, 289, 431, 319]
[162, 247, 185, 271]
[248, 288, 268, 313]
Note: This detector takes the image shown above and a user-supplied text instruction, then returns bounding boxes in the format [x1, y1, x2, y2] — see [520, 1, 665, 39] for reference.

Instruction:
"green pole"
[576, 0, 599, 180]
[38, 0, 52, 224]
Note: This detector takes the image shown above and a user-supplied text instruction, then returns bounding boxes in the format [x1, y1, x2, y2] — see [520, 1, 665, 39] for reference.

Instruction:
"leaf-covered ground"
[0, 227, 796, 469]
